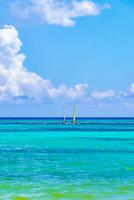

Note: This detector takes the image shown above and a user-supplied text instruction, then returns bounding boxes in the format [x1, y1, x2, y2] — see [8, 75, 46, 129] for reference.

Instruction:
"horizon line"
[0, 117, 134, 119]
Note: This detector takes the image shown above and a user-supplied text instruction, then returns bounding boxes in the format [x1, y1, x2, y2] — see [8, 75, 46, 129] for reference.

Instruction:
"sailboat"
[72, 105, 77, 124]
[62, 105, 78, 124]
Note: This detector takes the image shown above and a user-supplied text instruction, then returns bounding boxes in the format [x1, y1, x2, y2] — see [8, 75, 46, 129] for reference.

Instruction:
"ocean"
[0, 118, 134, 200]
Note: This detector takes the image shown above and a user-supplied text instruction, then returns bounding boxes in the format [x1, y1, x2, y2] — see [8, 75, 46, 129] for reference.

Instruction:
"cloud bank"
[11, 0, 110, 27]
[0, 25, 134, 105]
[0, 25, 88, 102]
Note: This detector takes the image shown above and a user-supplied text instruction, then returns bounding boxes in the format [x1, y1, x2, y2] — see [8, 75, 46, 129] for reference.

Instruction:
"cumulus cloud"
[0, 25, 88, 102]
[11, 0, 110, 27]
[119, 84, 134, 100]
[90, 90, 115, 100]
[1, 25, 133, 106]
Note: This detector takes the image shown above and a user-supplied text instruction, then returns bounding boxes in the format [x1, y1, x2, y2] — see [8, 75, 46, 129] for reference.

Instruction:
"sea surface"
[0, 118, 134, 200]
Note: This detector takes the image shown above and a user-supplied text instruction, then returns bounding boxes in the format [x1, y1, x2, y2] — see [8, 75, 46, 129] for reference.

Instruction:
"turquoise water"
[0, 118, 134, 200]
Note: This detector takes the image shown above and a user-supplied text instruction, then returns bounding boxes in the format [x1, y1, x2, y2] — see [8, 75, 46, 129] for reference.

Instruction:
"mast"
[73, 105, 77, 124]
[63, 106, 66, 124]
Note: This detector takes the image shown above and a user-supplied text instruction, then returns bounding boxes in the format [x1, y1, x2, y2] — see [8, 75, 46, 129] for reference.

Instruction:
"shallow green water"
[0, 118, 134, 200]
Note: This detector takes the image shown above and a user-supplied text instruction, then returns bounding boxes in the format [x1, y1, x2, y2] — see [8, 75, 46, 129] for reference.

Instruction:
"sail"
[73, 105, 76, 123]
[63, 106, 66, 123]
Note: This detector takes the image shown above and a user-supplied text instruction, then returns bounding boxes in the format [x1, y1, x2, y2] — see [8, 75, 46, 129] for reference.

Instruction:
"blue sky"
[0, 0, 134, 117]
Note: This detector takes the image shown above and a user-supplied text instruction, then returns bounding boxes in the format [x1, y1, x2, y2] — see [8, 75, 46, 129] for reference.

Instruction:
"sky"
[0, 0, 134, 117]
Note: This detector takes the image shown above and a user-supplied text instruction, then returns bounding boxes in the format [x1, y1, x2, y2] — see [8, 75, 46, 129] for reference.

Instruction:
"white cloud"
[0, 25, 88, 102]
[1, 25, 134, 106]
[90, 90, 115, 99]
[11, 0, 110, 27]
[130, 83, 134, 93]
